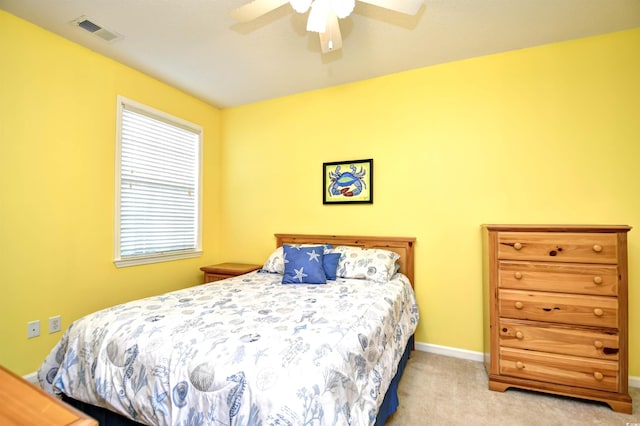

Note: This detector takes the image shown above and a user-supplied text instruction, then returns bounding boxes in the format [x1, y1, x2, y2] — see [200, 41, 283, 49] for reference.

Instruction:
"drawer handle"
[515, 331, 524, 340]
[594, 340, 603, 349]
[514, 301, 524, 309]
[513, 242, 522, 250]
[593, 372, 604, 381]
[592, 244, 603, 253]
[514, 272, 523, 280]
[516, 361, 525, 369]
[593, 276, 603, 285]
[593, 308, 604, 317]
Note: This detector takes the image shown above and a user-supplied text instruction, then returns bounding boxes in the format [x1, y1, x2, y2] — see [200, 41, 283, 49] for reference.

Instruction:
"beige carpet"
[385, 351, 640, 425]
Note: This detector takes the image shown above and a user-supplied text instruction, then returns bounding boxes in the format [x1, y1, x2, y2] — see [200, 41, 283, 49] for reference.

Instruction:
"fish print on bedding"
[38, 271, 419, 426]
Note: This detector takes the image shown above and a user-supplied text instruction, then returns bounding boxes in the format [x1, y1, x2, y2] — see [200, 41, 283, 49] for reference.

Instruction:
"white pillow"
[333, 245, 400, 282]
[262, 246, 286, 273]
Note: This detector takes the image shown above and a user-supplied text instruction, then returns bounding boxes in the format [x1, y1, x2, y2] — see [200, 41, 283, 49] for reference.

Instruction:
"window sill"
[114, 249, 202, 268]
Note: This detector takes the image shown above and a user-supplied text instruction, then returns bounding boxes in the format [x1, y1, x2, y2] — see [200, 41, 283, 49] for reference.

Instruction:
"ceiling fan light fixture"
[230, 0, 424, 55]
[290, 0, 312, 13]
[306, 0, 328, 32]
[331, 0, 355, 19]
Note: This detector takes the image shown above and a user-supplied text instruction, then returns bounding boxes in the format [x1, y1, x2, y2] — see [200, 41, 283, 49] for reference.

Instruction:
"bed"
[38, 234, 418, 425]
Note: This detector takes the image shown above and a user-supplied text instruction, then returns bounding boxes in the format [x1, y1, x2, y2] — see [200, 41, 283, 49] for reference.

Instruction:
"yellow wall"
[220, 29, 640, 374]
[2, 8, 639, 379]
[0, 11, 222, 375]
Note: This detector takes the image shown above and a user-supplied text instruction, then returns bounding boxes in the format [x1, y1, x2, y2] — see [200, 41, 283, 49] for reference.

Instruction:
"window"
[115, 96, 202, 267]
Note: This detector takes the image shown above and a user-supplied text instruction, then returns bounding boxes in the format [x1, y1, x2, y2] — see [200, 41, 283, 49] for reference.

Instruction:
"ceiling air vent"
[70, 16, 122, 43]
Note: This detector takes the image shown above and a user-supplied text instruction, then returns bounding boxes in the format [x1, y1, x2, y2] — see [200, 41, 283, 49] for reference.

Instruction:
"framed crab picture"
[323, 158, 373, 204]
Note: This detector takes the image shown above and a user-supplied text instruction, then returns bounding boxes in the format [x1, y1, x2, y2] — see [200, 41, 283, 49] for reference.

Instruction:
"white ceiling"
[2, 0, 639, 108]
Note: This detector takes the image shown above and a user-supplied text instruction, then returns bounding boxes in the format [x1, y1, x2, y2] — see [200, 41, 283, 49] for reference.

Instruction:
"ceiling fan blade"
[358, 0, 423, 15]
[230, 0, 291, 22]
[318, 11, 342, 53]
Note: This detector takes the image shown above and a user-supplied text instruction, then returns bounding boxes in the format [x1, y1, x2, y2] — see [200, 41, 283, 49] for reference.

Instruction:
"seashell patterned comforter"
[38, 270, 419, 425]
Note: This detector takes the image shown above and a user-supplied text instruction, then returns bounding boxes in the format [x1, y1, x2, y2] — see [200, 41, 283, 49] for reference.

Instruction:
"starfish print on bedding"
[149, 383, 169, 419]
[306, 249, 321, 262]
[294, 267, 308, 282]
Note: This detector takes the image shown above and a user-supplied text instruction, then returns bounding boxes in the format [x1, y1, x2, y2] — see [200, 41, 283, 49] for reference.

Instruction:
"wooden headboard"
[275, 234, 416, 285]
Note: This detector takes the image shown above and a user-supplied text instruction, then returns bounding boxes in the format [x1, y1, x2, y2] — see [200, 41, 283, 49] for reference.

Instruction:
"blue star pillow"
[282, 245, 327, 284]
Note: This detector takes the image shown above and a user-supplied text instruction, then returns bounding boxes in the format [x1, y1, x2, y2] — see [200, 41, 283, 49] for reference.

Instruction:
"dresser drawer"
[497, 232, 618, 264]
[499, 290, 618, 328]
[499, 348, 619, 392]
[499, 320, 619, 360]
[499, 261, 618, 296]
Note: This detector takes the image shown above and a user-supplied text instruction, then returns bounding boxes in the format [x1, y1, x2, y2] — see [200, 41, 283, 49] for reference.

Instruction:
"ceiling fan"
[230, 0, 424, 53]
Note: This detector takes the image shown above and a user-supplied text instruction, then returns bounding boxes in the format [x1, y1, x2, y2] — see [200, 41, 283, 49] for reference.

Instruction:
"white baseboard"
[415, 341, 484, 362]
[23, 372, 38, 385]
[414, 340, 640, 388]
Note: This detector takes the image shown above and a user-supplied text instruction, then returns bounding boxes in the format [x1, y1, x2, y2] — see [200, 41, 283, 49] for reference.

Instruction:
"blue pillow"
[282, 245, 327, 284]
[323, 252, 341, 280]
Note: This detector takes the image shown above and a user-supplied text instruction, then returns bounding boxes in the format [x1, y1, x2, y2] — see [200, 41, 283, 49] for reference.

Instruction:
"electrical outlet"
[27, 320, 40, 338]
[49, 315, 61, 334]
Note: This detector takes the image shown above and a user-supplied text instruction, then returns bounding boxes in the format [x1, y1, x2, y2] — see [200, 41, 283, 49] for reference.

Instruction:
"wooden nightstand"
[200, 262, 261, 283]
[0, 365, 97, 425]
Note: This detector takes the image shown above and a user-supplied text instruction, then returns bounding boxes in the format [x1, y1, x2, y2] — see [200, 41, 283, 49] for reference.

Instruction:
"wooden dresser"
[482, 225, 632, 413]
[0, 365, 97, 425]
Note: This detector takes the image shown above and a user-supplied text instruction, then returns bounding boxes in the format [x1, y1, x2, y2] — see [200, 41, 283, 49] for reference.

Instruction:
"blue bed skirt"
[375, 334, 414, 426]
[63, 334, 415, 425]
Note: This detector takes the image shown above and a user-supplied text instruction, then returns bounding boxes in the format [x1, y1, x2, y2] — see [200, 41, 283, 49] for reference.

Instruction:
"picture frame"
[323, 158, 373, 204]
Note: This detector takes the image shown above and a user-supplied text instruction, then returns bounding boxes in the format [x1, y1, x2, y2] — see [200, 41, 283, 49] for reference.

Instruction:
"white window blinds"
[115, 97, 202, 267]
